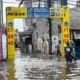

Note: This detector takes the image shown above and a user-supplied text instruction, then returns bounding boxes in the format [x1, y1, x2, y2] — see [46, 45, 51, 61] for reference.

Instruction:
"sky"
[3, 0, 77, 31]
[3, 0, 24, 31]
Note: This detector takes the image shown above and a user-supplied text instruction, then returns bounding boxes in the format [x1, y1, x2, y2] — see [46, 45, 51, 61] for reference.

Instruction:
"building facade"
[24, 0, 79, 53]
[23, 0, 65, 52]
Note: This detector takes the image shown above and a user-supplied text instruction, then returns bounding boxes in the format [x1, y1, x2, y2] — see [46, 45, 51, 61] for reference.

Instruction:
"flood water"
[0, 49, 80, 80]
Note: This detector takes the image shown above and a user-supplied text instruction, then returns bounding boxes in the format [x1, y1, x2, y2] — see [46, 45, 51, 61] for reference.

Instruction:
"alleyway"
[0, 49, 80, 80]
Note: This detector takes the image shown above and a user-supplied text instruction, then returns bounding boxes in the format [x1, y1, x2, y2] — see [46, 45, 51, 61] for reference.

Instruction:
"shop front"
[71, 30, 80, 56]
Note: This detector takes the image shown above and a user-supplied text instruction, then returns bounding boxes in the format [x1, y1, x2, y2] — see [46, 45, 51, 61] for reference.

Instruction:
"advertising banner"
[6, 7, 27, 18]
[50, 8, 65, 18]
[61, 8, 70, 57]
[6, 16, 15, 60]
[34, 8, 50, 18]
[6, 7, 70, 59]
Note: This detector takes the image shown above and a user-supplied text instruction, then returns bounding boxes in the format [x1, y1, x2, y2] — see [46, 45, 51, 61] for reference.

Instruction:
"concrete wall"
[32, 19, 49, 40]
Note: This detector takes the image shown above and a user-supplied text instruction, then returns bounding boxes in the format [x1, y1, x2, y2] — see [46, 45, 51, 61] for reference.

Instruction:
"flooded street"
[0, 49, 80, 80]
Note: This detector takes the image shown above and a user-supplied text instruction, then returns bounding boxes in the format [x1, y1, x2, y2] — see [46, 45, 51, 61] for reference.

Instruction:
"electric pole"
[39, 0, 40, 7]
[47, 0, 52, 55]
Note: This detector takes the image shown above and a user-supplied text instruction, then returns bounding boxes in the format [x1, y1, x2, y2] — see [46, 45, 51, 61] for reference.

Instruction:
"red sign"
[7, 27, 14, 45]
[63, 27, 70, 44]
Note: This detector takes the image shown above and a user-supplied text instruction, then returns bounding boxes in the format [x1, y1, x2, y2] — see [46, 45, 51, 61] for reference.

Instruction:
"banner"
[50, 8, 65, 18]
[6, 16, 15, 60]
[6, 7, 27, 18]
[61, 8, 70, 57]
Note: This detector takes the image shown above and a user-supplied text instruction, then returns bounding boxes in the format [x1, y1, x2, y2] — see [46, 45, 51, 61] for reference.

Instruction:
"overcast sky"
[3, 0, 77, 31]
[3, 0, 24, 31]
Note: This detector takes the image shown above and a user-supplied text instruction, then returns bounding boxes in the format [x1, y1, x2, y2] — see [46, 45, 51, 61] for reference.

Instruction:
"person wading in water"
[56, 40, 61, 61]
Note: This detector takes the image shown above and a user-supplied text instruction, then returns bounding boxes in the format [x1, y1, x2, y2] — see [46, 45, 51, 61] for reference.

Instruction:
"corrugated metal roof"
[70, 7, 80, 30]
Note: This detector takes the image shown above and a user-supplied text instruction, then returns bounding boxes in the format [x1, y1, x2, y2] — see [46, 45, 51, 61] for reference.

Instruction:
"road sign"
[27, 7, 50, 18]
[8, 21, 13, 27]
[34, 8, 50, 18]
[27, 8, 34, 18]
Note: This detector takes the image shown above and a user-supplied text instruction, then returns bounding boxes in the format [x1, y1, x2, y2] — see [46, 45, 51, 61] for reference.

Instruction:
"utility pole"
[39, 0, 40, 7]
[47, 0, 52, 55]
[18, 0, 24, 7]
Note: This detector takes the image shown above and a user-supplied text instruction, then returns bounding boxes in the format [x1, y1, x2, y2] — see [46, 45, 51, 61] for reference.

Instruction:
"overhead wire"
[1, 0, 80, 12]
[2, 1, 79, 7]
[1, 1, 19, 4]
[1, 0, 79, 5]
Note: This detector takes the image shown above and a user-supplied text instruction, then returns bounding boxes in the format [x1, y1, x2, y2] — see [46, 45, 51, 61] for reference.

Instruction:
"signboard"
[6, 7, 27, 18]
[34, 8, 50, 18]
[63, 22, 70, 46]
[8, 21, 13, 27]
[6, 7, 70, 59]
[63, 27, 70, 44]
[62, 8, 70, 57]
[27, 8, 33, 18]
[27, 7, 50, 18]
[6, 7, 27, 60]
[7, 18, 15, 60]
[50, 8, 65, 18]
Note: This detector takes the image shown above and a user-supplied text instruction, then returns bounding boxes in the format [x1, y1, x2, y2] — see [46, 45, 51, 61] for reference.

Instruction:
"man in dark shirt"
[65, 42, 73, 64]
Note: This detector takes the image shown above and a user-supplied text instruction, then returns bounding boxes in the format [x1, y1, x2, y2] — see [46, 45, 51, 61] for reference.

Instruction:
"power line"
[1, 1, 80, 12]
[1, 1, 78, 5]
[0, 1, 78, 7]
[0, 1, 19, 4]
[1, 1, 79, 8]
